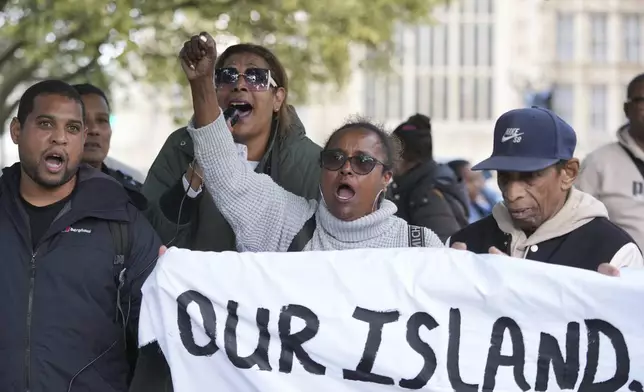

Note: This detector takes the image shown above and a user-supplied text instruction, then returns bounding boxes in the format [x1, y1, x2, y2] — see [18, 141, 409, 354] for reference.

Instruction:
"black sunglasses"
[320, 150, 386, 175]
[215, 67, 278, 91]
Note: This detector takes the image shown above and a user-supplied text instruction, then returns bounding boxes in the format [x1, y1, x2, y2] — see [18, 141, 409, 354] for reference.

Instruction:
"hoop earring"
[371, 189, 385, 212]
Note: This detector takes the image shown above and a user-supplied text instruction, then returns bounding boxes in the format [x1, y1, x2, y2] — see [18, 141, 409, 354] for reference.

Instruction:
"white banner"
[139, 247, 644, 392]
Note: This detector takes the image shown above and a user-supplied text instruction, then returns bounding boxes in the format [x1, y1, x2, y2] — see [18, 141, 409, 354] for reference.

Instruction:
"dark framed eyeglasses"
[319, 150, 386, 175]
[215, 67, 278, 91]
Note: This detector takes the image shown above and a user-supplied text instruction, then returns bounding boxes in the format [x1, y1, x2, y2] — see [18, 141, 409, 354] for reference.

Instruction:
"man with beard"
[0, 80, 161, 391]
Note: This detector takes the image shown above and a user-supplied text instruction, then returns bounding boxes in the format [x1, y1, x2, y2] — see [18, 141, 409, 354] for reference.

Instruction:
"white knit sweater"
[188, 110, 445, 252]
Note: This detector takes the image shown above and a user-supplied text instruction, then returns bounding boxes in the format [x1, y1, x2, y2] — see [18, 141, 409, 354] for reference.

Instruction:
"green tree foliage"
[0, 0, 446, 132]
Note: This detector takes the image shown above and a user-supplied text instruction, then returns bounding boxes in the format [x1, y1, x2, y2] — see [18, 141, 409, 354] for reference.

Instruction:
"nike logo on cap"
[501, 128, 524, 143]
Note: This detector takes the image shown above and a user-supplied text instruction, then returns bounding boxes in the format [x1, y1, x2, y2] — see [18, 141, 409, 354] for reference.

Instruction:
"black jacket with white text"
[0, 163, 161, 392]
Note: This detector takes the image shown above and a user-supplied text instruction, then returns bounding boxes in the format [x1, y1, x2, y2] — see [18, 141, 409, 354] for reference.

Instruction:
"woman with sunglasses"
[141, 34, 321, 252]
[178, 32, 444, 252]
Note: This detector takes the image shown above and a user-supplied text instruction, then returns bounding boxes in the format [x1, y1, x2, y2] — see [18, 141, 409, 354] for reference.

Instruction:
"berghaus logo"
[63, 226, 92, 234]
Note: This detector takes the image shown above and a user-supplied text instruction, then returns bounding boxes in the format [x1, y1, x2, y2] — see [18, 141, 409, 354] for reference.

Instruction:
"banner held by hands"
[141, 247, 644, 392]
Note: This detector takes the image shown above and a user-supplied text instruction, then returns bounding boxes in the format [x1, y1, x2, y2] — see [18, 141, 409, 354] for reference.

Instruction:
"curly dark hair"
[324, 116, 400, 171]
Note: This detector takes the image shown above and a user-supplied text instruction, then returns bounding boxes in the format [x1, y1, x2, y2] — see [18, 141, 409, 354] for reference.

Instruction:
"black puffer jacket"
[0, 163, 161, 392]
[388, 160, 469, 242]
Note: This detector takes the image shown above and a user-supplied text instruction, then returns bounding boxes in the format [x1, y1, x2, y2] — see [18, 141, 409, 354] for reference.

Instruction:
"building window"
[374, 76, 387, 121]
[434, 25, 450, 66]
[393, 25, 405, 66]
[458, 77, 465, 120]
[474, 77, 493, 120]
[589, 85, 607, 132]
[467, 23, 476, 66]
[556, 13, 575, 62]
[472, 78, 479, 119]
[474, 23, 494, 66]
[415, 74, 432, 115]
[385, 73, 403, 119]
[458, 76, 476, 120]
[433, 76, 449, 120]
[459, 23, 465, 66]
[486, 77, 494, 119]
[552, 84, 574, 123]
[364, 77, 376, 118]
[415, 25, 432, 66]
[623, 15, 641, 63]
[589, 13, 608, 63]
[433, 25, 447, 66]
[459, 0, 474, 14]
[459, 23, 478, 66]
[488, 23, 494, 66]
[475, 0, 491, 14]
[473, 25, 480, 66]
[441, 76, 449, 120]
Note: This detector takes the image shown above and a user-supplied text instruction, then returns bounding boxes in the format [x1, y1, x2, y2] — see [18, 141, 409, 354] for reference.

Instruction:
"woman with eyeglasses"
[141, 34, 321, 252]
[177, 32, 444, 251]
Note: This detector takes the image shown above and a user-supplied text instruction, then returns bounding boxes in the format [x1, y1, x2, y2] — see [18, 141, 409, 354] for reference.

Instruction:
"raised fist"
[179, 32, 217, 81]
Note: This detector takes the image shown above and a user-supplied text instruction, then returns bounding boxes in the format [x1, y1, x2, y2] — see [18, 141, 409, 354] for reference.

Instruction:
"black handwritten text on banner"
[176, 294, 633, 391]
[138, 247, 644, 392]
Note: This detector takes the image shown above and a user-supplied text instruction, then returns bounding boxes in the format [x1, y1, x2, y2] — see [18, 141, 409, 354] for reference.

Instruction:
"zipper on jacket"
[25, 249, 37, 392]
[19, 195, 70, 391]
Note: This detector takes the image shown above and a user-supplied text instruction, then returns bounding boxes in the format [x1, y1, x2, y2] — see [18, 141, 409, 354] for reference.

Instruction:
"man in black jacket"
[72, 83, 148, 210]
[0, 80, 161, 391]
[449, 107, 643, 273]
[388, 114, 469, 242]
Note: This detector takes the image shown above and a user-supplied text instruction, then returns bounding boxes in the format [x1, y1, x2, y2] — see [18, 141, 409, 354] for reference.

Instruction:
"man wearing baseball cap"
[448, 107, 643, 273]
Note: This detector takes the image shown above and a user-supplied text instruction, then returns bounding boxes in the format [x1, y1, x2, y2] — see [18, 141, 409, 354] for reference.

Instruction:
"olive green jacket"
[141, 105, 321, 251]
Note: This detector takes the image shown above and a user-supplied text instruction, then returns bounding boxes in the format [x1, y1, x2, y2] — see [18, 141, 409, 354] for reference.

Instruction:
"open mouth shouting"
[335, 182, 356, 203]
[42, 150, 67, 174]
[228, 101, 253, 119]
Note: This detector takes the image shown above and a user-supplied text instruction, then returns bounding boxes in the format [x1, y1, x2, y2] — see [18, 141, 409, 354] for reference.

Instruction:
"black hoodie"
[388, 160, 469, 242]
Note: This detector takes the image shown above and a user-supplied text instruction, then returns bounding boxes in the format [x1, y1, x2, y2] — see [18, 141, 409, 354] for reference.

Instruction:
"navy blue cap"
[472, 106, 577, 172]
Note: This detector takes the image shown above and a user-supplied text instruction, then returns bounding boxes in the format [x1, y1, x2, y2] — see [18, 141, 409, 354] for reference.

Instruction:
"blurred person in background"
[131, 36, 321, 392]
[142, 40, 321, 251]
[576, 73, 644, 250]
[387, 114, 468, 242]
[448, 159, 502, 223]
[481, 169, 502, 196]
[449, 107, 642, 272]
[73, 83, 147, 210]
